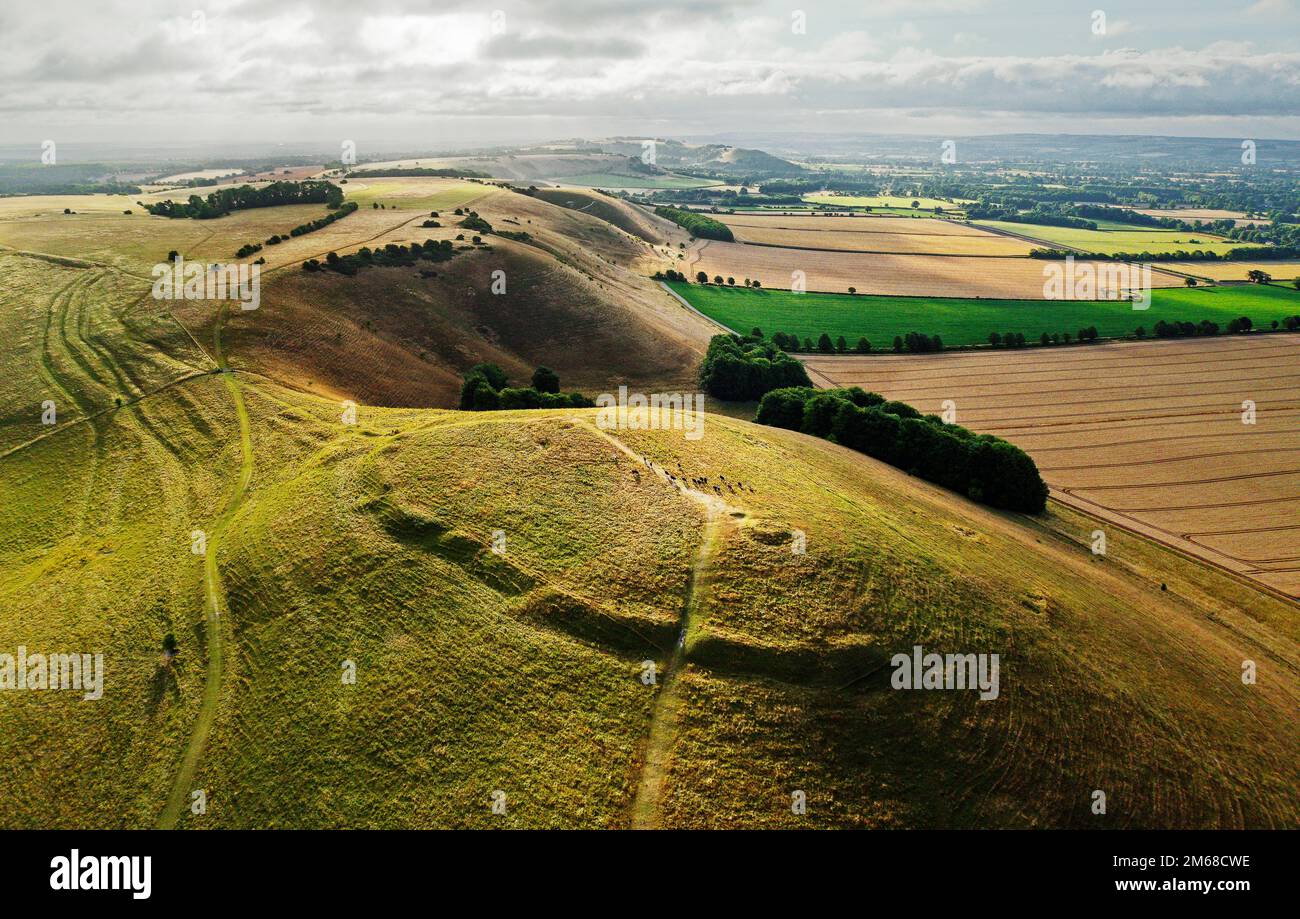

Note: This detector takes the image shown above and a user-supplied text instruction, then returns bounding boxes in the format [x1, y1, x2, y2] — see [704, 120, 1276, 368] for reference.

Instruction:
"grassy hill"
[1, 181, 1298, 830]
[3, 374, 1297, 826]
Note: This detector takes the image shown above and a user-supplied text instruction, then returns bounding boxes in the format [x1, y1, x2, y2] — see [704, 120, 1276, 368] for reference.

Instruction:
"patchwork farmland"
[804, 335, 1300, 600]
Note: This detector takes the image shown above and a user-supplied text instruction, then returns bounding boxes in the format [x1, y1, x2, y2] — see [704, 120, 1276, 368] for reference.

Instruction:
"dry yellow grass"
[1156, 261, 1300, 282]
[683, 240, 1182, 298]
[805, 335, 1300, 599]
[717, 214, 1033, 256]
[717, 214, 987, 236]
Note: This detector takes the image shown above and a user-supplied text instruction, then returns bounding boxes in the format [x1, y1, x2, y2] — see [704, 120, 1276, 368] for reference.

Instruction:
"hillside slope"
[160, 178, 712, 407]
[3, 373, 1296, 826]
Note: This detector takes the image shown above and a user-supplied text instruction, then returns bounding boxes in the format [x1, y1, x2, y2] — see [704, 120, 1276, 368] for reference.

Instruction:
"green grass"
[975, 219, 1241, 256]
[669, 280, 1300, 346]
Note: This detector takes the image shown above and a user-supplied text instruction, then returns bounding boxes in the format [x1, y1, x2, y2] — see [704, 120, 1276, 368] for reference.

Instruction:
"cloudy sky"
[2, 0, 1299, 152]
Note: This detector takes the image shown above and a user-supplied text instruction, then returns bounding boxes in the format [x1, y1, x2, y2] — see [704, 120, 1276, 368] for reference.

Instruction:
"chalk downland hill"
[178, 178, 712, 408]
[2, 379, 1296, 826]
[0, 179, 1297, 829]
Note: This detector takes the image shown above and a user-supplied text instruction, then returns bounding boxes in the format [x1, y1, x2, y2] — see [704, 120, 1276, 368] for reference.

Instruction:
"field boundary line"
[659, 280, 739, 336]
[1047, 492, 1300, 608]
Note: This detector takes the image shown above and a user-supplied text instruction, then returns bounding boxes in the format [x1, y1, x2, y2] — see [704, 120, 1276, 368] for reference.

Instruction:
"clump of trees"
[756, 387, 1049, 513]
[653, 206, 735, 242]
[459, 212, 494, 234]
[698, 333, 812, 401]
[144, 180, 343, 219]
[1150, 317, 1250, 337]
[890, 332, 943, 353]
[458, 364, 594, 411]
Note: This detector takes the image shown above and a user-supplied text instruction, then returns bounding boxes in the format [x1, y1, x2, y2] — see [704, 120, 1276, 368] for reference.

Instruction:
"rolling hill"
[1, 175, 1297, 830]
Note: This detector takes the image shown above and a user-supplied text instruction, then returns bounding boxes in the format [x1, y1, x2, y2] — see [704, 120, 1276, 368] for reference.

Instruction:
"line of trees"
[991, 326, 1096, 348]
[144, 180, 344, 219]
[236, 200, 360, 257]
[756, 387, 1049, 513]
[768, 331, 872, 354]
[458, 364, 595, 411]
[1029, 245, 1300, 262]
[303, 239, 456, 276]
[698, 333, 811, 401]
[654, 206, 735, 241]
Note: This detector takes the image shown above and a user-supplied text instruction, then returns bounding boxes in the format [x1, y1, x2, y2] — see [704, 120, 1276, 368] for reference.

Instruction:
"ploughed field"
[804, 335, 1300, 600]
[668, 281, 1300, 347]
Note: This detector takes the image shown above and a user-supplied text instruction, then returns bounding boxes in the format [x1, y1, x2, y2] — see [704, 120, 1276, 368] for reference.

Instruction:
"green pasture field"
[668, 279, 1300, 346]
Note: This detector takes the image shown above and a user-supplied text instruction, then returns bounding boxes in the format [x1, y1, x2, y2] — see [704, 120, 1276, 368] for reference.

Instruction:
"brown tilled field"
[715, 213, 1034, 255]
[682, 239, 1183, 298]
[804, 335, 1300, 600]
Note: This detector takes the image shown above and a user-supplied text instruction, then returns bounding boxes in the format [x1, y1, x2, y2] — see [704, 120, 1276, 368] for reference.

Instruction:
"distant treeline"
[347, 168, 490, 178]
[1030, 245, 1300, 261]
[655, 187, 804, 208]
[459, 364, 595, 411]
[0, 162, 143, 197]
[144, 180, 343, 219]
[698, 334, 811, 401]
[756, 387, 1049, 513]
[654, 206, 735, 241]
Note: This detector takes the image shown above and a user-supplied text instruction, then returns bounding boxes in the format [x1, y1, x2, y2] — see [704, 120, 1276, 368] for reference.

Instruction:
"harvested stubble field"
[715, 213, 1034, 256]
[975, 220, 1241, 256]
[804, 335, 1300, 600]
[681, 239, 1182, 298]
[1155, 261, 1300, 283]
[802, 193, 972, 212]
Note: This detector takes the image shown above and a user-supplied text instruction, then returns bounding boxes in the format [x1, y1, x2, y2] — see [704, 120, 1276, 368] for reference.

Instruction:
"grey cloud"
[483, 32, 645, 60]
